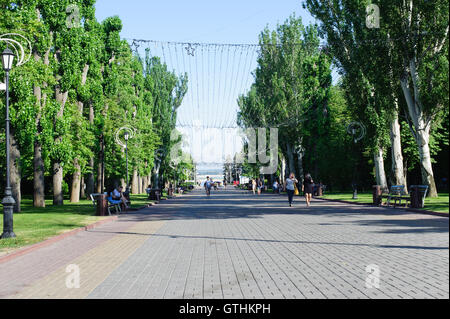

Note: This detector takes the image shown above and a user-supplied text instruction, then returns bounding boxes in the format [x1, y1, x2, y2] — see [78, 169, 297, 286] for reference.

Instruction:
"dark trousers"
[287, 189, 295, 204]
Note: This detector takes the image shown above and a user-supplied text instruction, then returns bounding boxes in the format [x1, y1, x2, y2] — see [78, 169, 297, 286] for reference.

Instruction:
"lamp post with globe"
[1, 47, 16, 239]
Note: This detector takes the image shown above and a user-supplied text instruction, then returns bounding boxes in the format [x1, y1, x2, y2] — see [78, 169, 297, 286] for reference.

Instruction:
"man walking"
[204, 176, 212, 196]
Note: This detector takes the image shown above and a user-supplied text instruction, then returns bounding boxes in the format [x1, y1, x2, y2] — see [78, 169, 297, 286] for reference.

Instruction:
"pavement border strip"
[10, 219, 165, 299]
[0, 216, 118, 264]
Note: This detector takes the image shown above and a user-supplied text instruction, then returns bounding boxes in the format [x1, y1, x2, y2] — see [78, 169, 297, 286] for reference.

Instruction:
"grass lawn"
[322, 192, 374, 204]
[322, 192, 449, 214]
[0, 193, 161, 254]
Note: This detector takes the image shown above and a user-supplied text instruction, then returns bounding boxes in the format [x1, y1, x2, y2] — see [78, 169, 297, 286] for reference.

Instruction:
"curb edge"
[0, 215, 119, 264]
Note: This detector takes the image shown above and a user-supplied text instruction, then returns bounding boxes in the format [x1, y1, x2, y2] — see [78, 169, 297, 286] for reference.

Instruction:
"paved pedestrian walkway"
[1, 188, 448, 299]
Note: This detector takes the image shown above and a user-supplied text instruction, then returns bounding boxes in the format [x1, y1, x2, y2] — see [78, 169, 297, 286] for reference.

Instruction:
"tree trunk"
[86, 103, 95, 197]
[131, 168, 139, 194]
[400, 61, 438, 197]
[96, 162, 103, 193]
[138, 174, 142, 194]
[374, 147, 388, 191]
[53, 89, 68, 206]
[53, 162, 64, 205]
[416, 128, 438, 197]
[280, 156, 286, 186]
[142, 176, 147, 193]
[10, 132, 21, 213]
[70, 64, 89, 203]
[32, 40, 49, 208]
[33, 139, 45, 207]
[80, 176, 85, 199]
[153, 162, 161, 189]
[86, 157, 95, 197]
[390, 110, 407, 191]
[296, 143, 305, 185]
[285, 143, 295, 177]
[70, 158, 81, 203]
[96, 135, 105, 194]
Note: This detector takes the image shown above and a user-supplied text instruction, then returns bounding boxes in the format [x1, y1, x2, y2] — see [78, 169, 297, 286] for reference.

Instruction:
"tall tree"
[305, 0, 448, 196]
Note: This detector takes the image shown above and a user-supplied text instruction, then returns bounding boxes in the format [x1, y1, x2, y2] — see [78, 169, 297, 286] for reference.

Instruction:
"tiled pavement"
[1, 188, 448, 299]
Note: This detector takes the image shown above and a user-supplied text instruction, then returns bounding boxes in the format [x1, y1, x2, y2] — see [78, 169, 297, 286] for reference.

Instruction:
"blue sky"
[94, 1, 322, 171]
[95, 0, 316, 44]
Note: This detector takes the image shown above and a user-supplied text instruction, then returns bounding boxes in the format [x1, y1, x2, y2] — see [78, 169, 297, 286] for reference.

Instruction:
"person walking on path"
[303, 173, 314, 207]
[284, 173, 298, 207]
[257, 178, 263, 195]
[252, 179, 257, 195]
[204, 176, 212, 196]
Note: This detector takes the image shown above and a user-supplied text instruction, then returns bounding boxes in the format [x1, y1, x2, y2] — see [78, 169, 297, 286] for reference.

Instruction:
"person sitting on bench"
[112, 186, 128, 209]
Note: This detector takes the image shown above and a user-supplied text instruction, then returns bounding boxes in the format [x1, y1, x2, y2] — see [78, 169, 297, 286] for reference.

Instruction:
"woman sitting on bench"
[112, 186, 129, 210]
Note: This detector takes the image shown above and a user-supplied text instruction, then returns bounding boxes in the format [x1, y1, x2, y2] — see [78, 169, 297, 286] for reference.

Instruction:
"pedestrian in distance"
[252, 179, 257, 195]
[257, 178, 262, 195]
[303, 173, 314, 207]
[284, 173, 298, 207]
[273, 180, 279, 194]
[204, 176, 212, 196]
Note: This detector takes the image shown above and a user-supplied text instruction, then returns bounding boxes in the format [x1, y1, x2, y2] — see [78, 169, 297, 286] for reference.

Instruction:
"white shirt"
[285, 178, 297, 191]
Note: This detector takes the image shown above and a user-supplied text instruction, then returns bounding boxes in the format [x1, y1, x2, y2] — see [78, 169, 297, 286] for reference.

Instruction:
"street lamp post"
[346, 122, 366, 200]
[124, 131, 130, 193]
[1, 47, 16, 239]
[351, 127, 358, 199]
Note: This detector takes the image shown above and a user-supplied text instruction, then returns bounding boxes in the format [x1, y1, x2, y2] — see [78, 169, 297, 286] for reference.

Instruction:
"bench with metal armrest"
[107, 193, 123, 215]
[382, 185, 409, 207]
[90, 193, 120, 216]
[381, 185, 429, 208]
[147, 188, 161, 201]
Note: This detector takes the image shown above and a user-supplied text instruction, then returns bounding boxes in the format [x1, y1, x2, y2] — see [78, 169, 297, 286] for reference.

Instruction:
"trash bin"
[96, 194, 107, 216]
[373, 185, 382, 206]
[410, 185, 424, 208]
[317, 185, 323, 197]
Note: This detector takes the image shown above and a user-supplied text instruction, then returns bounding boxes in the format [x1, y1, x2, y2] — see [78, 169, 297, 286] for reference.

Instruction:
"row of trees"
[0, 0, 192, 212]
[237, 3, 448, 197]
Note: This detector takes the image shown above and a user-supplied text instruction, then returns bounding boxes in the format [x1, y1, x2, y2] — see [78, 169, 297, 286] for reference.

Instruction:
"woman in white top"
[284, 173, 298, 207]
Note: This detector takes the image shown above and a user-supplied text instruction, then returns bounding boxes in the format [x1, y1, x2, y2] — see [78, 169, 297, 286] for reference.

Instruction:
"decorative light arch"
[0, 33, 31, 91]
[115, 126, 137, 149]
[0, 33, 31, 67]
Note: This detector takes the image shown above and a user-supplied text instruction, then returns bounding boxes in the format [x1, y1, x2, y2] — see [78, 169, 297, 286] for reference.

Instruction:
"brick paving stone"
[89, 189, 447, 299]
[2, 188, 448, 299]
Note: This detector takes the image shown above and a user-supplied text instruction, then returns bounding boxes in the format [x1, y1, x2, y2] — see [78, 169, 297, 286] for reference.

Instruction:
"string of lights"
[128, 34, 434, 131]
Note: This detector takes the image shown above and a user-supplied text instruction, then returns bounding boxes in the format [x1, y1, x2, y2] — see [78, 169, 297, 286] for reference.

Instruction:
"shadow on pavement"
[110, 189, 448, 236]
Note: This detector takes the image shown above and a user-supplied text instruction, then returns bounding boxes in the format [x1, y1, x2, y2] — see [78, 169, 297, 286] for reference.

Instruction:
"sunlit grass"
[0, 193, 160, 253]
[322, 192, 449, 214]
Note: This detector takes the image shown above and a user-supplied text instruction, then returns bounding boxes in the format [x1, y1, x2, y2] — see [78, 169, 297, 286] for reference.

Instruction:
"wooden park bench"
[383, 185, 410, 207]
[147, 188, 161, 201]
